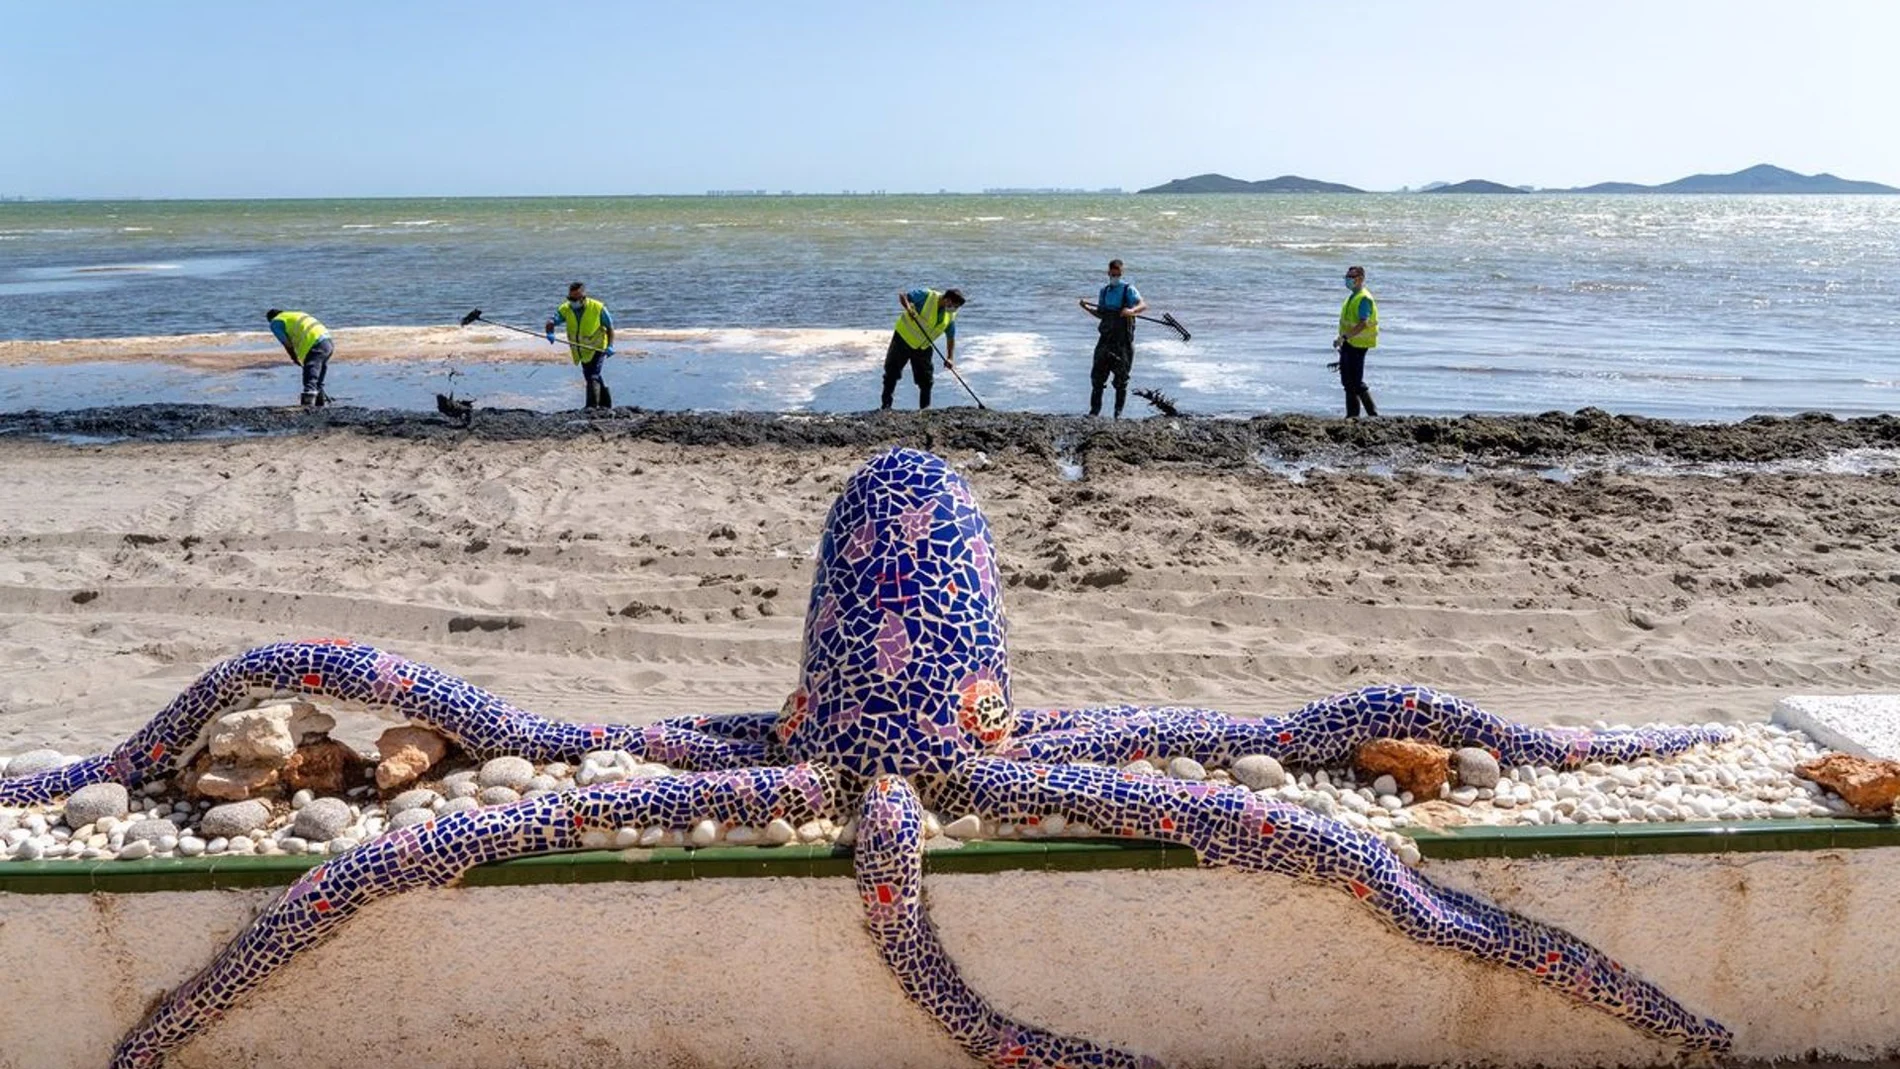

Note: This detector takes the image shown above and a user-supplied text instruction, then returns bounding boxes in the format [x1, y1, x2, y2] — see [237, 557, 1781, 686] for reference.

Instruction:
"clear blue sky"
[4, 0, 1895, 198]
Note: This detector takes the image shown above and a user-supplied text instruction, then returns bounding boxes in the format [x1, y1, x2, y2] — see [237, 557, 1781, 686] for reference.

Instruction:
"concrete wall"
[2, 849, 1897, 1069]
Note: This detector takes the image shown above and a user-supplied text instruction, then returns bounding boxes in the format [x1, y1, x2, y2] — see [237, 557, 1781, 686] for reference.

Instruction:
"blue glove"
[602, 346, 615, 358]
[545, 329, 556, 344]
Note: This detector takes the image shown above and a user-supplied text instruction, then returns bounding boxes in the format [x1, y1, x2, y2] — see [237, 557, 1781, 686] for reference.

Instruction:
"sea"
[1, 194, 1896, 419]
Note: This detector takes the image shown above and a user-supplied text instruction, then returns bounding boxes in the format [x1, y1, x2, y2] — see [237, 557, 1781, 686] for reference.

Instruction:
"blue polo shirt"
[905, 289, 956, 341]
[1098, 279, 1141, 312]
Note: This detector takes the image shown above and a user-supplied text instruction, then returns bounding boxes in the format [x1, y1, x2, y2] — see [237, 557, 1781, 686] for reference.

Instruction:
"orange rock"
[193, 761, 282, 801]
[1353, 738, 1451, 800]
[1796, 753, 1900, 813]
[176, 749, 214, 797]
[375, 726, 451, 790]
[283, 737, 370, 794]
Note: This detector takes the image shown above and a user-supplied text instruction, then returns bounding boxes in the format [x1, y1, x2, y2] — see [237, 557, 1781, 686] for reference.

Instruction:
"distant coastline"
[1139, 163, 1900, 195]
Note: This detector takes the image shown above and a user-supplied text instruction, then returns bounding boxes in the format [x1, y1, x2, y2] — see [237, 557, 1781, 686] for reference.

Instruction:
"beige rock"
[1353, 738, 1452, 801]
[375, 726, 451, 790]
[194, 762, 282, 801]
[284, 738, 369, 794]
[1796, 752, 1900, 813]
[208, 701, 335, 763]
[1406, 799, 1470, 831]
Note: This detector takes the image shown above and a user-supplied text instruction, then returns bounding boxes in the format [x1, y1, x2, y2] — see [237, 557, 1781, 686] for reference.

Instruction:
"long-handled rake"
[459, 308, 612, 356]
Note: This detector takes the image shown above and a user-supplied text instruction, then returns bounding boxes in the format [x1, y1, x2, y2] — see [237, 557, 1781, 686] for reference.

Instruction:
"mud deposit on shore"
[5, 404, 1900, 469]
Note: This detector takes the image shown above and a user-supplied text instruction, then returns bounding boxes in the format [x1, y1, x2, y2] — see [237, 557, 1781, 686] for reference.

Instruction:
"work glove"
[546, 329, 556, 344]
[602, 346, 616, 358]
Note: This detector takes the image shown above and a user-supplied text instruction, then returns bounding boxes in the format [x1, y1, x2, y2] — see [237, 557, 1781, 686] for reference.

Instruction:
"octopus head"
[777, 448, 1011, 778]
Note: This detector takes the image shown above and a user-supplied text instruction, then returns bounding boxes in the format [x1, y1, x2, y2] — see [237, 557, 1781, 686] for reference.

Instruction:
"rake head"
[458, 309, 484, 327]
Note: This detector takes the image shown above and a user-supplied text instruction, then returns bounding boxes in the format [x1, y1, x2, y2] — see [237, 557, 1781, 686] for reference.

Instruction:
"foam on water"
[1252, 446, 1900, 483]
[961, 332, 1056, 393]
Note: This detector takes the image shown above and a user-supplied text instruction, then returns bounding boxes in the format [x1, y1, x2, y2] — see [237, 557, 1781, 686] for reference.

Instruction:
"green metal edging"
[2, 817, 1895, 895]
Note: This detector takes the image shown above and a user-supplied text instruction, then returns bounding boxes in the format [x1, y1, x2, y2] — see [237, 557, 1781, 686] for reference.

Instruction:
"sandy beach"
[2, 408, 1898, 757]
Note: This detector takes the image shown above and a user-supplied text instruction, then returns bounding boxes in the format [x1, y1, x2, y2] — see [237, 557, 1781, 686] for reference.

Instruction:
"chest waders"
[1090, 286, 1136, 418]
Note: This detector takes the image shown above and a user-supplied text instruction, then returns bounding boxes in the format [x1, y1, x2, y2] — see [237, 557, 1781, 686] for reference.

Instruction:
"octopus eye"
[955, 679, 1011, 747]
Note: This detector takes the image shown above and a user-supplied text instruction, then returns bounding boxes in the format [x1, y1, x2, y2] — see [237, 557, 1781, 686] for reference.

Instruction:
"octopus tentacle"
[653, 710, 784, 745]
[854, 774, 1158, 1069]
[0, 641, 773, 806]
[111, 764, 838, 1069]
[1008, 685, 1731, 768]
[946, 756, 1732, 1054]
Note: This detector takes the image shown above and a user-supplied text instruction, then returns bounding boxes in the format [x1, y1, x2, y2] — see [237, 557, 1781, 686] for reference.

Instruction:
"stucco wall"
[1, 849, 1896, 1069]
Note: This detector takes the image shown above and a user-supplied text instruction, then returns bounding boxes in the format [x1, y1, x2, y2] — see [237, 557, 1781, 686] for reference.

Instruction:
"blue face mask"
[1344, 278, 1358, 290]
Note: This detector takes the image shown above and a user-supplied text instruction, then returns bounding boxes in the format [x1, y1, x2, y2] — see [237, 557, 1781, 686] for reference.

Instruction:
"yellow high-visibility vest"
[894, 290, 954, 349]
[557, 298, 607, 364]
[273, 311, 329, 364]
[1339, 288, 1378, 350]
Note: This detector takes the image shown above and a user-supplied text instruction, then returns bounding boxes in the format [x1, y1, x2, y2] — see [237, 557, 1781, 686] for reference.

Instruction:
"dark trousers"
[578, 353, 613, 409]
[299, 337, 333, 406]
[881, 333, 934, 410]
[1089, 319, 1134, 417]
[1337, 342, 1377, 418]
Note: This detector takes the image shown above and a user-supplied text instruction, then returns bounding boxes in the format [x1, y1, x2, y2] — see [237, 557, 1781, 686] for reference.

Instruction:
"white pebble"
[613, 826, 642, 849]
[943, 814, 982, 839]
[1167, 756, 1207, 781]
[638, 827, 666, 847]
[689, 819, 721, 847]
[290, 790, 314, 809]
[177, 836, 206, 857]
[764, 818, 796, 845]
[725, 826, 760, 845]
[117, 840, 154, 861]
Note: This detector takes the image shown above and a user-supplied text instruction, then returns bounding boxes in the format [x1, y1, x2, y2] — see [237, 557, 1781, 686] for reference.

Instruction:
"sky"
[3, 0, 1897, 199]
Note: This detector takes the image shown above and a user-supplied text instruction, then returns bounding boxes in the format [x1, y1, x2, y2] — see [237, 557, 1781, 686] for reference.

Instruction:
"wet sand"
[2, 406, 1899, 755]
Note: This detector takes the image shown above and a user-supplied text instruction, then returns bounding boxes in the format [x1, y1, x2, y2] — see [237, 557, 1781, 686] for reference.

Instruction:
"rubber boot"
[1113, 387, 1127, 420]
[1089, 386, 1104, 416]
[1357, 387, 1378, 417]
[598, 383, 613, 409]
[300, 392, 318, 407]
[583, 381, 600, 410]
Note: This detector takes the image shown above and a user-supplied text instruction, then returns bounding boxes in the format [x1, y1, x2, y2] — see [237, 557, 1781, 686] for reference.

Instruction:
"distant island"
[1425, 179, 1528, 195]
[1138, 173, 1364, 194]
[1564, 163, 1898, 194]
[1138, 164, 1898, 195]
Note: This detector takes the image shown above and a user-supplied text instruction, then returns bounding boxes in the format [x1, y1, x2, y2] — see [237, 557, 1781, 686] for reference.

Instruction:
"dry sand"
[3, 412, 1898, 758]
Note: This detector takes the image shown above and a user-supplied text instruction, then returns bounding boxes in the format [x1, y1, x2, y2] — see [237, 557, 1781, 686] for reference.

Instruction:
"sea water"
[1, 194, 1896, 418]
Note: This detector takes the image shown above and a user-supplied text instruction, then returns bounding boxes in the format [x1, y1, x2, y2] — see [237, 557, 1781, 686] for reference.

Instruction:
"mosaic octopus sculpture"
[0, 447, 1735, 1068]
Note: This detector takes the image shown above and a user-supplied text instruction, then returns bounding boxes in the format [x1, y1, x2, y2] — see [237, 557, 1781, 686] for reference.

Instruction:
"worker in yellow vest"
[1331, 265, 1379, 418]
[543, 281, 617, 410]
[266, 309, 334, 407]
[881, 287, 965, 411]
